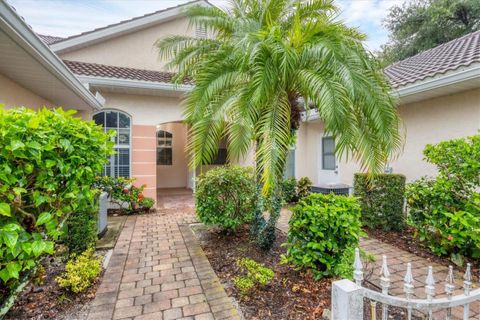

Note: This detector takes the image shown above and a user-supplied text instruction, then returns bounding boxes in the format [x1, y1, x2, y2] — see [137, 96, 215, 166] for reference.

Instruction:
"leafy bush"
[139, 197, 155, 210]
[0, 108, 112, 286]
[406, 134, 480, 263]
[195, 166, 256, 231]
[56, 249, 101, 293]
[233, 258, 274, 296]
[281, 178, 297, 203]
[353, 173, 406, 231]
[94, 176, 151, 213]
[63, 203, 98, 255]
[284, 193, 363, 279]
[296, 177, 312, 199]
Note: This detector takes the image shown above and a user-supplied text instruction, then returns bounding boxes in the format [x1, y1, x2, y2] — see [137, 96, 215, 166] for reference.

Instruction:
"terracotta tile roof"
[63, 60, 192, 85]
[37, 34, 64, 45]
[384, 31, 480, 88]
[52, 0, 209, 44]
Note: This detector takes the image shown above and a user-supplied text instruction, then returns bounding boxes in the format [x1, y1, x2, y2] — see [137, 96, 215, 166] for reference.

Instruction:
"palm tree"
[157, 0, 402, 249]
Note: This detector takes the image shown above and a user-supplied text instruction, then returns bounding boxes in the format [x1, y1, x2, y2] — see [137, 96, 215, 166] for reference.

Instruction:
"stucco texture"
[59, 17, 191, 71]
[0, 73, 54, 109]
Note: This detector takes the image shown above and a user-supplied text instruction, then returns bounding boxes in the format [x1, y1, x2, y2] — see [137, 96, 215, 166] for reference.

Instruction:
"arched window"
[157, 130, 172, 165]
[93, 110, 131, 177]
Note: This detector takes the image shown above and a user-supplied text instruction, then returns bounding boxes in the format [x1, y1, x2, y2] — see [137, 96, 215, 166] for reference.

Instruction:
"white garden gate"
[332, 248, 480, 320]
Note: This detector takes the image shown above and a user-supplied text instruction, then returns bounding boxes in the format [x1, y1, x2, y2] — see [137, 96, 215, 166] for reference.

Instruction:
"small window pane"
[323, 155, 335, 170]
[118, 129, 130, 145]
[93, 113, 104, 126]
[157, 148, 172, 165]
[105, 111, 118, 128]
[323, 137, 335, 153]
[165, 132, 172, 138]
[119, 113, 130, 128]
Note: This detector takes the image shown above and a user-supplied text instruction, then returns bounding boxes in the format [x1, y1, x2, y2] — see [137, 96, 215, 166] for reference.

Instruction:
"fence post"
[332, 279, 363, 320]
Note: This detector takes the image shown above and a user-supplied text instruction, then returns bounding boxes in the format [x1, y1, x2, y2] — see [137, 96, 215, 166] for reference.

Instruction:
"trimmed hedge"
[63, 204, 98, 255]
[284, 193, 363, 279]
[353, 173, 406, 231]
[195, 166, 256, 231]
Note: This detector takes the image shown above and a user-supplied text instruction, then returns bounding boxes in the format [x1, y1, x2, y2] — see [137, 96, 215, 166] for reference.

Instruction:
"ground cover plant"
[406, 134, 480, 265]
[195, 166, 256, 231]
[56, 249, 102, 294]
[354, 173, 406, 231]
[0, 107, 113, 310]
[283, 193, 364, 278]
[158, 0, 402, 250]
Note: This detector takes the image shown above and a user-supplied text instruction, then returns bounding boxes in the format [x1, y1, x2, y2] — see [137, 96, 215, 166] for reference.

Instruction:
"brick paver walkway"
[87, 195, 239, 320]
[277, 208, 479, 319]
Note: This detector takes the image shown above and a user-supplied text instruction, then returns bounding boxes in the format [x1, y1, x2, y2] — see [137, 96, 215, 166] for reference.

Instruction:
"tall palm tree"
[157, 0, 402, 248]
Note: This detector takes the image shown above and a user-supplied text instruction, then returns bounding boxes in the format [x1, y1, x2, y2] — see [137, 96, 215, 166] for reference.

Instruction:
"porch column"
[132, 125, 157, 203]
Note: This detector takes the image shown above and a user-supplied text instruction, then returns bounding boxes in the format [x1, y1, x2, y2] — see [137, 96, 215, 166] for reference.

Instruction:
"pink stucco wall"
[132, 125, 157, 203]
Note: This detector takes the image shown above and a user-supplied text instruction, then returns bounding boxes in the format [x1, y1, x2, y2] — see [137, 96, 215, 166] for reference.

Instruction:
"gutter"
[0, 2, 103, 110]
[77, 75, 194, 93]
[392, 63, 480, 99]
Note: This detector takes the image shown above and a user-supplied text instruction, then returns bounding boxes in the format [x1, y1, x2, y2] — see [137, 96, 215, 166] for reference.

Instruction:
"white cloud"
[7, 0, 409, 50]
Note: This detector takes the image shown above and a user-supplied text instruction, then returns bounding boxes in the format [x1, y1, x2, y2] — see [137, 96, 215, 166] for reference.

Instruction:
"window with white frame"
[93, 110, 131, 177]
[157, 130, 173, 165]
[195, 25, 207, 38]
[322, 136, 336, 170]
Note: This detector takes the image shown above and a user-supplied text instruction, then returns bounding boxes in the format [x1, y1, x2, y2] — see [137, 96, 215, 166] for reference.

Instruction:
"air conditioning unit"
[312, 183, 351, 196]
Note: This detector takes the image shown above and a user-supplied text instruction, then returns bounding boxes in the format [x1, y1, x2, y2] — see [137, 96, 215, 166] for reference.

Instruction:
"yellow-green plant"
[0, 107, 113, 287]
[56, 249, 101, 293]
[233, 258, 274, 296]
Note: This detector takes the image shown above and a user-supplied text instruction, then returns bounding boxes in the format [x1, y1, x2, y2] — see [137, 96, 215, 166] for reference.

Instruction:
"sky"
[7, 0, 410, 51]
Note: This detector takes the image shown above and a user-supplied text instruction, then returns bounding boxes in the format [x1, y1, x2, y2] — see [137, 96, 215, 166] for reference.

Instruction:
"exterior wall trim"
[393, 63, 480, 99]
[77, 75, 193, 94]
[0, 1, 103, 110]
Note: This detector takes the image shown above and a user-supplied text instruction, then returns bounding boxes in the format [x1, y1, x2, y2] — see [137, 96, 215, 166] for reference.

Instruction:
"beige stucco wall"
[59, 17, 192, 71]
[99, 92, 184, 125]
[0, 73, 54, 109]
[296, 88, 480, 186]
[156, 122, 189, 188]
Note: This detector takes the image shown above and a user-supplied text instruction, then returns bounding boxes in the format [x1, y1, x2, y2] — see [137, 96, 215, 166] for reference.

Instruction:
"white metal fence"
[332, 248, 480, 320]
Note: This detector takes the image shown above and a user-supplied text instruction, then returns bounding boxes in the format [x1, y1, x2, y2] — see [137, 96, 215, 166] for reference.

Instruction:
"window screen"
[322, 136, 336, 170]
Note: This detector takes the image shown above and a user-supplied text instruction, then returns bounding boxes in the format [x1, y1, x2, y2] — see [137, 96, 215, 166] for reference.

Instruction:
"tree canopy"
[380, 0, 480, 65]
[157, 0, 402, 249]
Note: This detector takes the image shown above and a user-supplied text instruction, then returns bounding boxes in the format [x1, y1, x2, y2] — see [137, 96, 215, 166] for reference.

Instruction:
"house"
[1, 0, 479, 201]
[296, 31, 480, 189]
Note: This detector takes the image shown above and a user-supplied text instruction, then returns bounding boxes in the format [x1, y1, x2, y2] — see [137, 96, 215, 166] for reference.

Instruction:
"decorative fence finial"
[353, 248, 363, 286]
[404, 263, 414, 298]
[445, 266, 455, 297]
[463, 263, 472, 296]
[380, 255, 390, 292]
[445, 266, 455, 320]
[425, 266, 435, 301]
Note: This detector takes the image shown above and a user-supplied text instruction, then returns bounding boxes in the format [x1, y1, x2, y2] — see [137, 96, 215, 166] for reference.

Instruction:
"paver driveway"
[87, 193, 239, 320]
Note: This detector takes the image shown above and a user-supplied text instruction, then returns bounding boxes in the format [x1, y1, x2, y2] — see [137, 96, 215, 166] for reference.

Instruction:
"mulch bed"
[366, 226, 479, 274]
[5, 252, 104, 320]
[192, 224, 331, 320]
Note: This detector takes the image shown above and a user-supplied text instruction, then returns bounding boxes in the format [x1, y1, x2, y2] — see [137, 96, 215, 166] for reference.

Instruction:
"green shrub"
[0, 107, 112, 287]
[63, 203, 98, 255]
[296, 177, 312, 199]
[233, 258, 274, 296]
[56, 249, 101, 293]
[283, 193, 363, 279]
[281, 178, 297, 203]
[353, 173, 406, 231]
[406, 134, 480, 263]
[195, 166, 256, 231]
[139, 197, 155, 210]
[94, 176, 151, 213]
